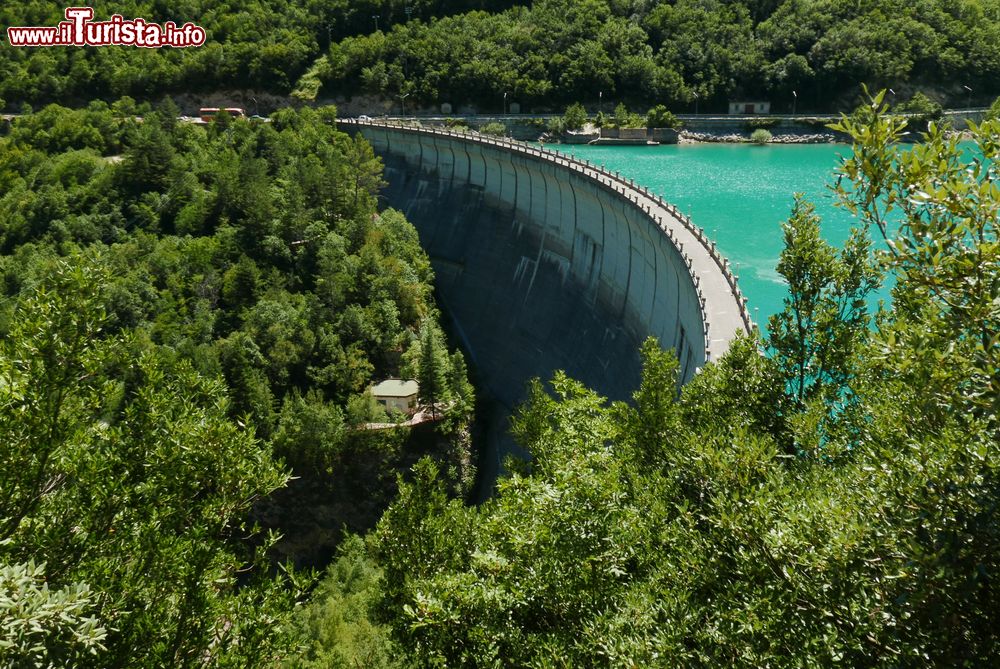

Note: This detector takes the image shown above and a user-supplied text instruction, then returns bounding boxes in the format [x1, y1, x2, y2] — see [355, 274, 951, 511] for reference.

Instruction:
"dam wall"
[341, 119, 751, 412]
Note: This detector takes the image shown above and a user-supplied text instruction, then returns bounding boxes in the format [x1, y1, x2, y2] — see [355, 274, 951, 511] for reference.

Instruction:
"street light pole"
[400, 92, 410, 117]
[963, 84, 973, 108]
[372, 15, 379, 32]
[503, 91, 507, 116]
[792, 90, 797, 115]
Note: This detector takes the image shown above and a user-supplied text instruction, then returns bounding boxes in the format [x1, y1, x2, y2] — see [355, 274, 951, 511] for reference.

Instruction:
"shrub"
[479, 121, 506, 136]
[895, 92, 945, 133]
[622, 116, 645, 128]
[562, 103, 588, 131]
[896, 91, 943, 119]
[751, 128, 772, 144]
[646, 104, 681, 129]
[611, 102, 644, 128]
[986, 96, 1000, 121]
[546, 116, 567, 135]
[613, 102, 629, 127]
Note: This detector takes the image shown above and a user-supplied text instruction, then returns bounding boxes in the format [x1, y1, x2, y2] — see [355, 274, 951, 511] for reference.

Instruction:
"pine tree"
[417, 321, 450, 418]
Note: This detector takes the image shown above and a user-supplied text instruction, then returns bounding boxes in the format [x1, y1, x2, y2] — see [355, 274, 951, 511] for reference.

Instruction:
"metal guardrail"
[342, 118, 755, 359]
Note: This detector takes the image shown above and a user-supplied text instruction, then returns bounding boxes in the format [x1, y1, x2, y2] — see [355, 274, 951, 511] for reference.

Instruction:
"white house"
[371, 379, 419, 415]
[729, 101, 771, 115]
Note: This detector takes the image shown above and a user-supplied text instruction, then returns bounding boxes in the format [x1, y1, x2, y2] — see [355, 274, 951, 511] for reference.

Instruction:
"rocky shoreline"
[679, 130, 840, 144]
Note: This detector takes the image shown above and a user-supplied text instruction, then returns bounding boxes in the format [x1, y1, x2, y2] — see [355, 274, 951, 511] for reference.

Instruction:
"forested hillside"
[0, 102, 474, 664]
[0, 0, 515, 104]
[290, 100, 1000, 667]
[2, 1, 997, 112]
[302, 0, 1000, 112]
[3, 0, 1000, 662]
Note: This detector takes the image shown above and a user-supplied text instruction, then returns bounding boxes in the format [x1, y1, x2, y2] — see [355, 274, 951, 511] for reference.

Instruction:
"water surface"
[549, 143, 860, 325]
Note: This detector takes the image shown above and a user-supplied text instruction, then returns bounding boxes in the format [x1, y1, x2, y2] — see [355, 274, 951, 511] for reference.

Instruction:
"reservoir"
[549, 142, 860, 325]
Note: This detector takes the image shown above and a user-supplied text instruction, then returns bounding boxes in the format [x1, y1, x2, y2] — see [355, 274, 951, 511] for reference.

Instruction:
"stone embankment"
[679, 130, 840, 144]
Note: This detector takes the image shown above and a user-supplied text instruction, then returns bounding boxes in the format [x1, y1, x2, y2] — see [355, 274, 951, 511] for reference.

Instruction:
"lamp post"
[250, 96, 258, 117]
[399, 92, 410, 117]
[503, 91, 507, 116]
[792, 90, 797, 115]
[372, 15, 379, 32]
[693, 91, 699, 115]
[599, 90, 603, 115]
[963, 84, 973, 108]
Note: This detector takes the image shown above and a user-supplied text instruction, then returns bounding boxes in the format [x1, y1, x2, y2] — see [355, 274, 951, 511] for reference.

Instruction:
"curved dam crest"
[341, 120, 751, 481]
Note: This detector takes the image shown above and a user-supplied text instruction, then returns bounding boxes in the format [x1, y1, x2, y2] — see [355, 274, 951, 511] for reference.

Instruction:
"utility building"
[728, 101, 771, 115]
[371, 379, 419, 415]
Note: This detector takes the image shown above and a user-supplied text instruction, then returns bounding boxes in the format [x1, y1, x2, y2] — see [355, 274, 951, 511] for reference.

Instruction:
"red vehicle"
[199, 107, 245, 123]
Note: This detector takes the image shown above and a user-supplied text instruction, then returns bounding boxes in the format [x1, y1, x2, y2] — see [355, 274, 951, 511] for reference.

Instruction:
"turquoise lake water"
[549, 143, 861, 325]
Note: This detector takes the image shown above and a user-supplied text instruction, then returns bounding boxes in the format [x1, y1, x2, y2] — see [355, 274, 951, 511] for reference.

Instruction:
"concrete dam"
[341, 119, 751, 464]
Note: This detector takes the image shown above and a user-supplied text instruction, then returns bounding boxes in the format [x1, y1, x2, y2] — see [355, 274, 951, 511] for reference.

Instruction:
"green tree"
[562, 102, 588, 130]
[286, 535, 398, 669]
[360, 93, 1000, 667]
[478, 121, 506, 136]
[987, 95, 1000, 121]
[832, 92, 1000, 426]
[273, 390, 348, 470]
[646, 103, 680, 128]
[446, 350, 474, 412]
[612, 101, 630, 127]
[417, 320, 450, 416]
[0, 258, 300, 667]
[895, 91, 945, 133]
[119, 115, 175, 195]
[346, 388, 388, 426]
[767, 195, 879, 412]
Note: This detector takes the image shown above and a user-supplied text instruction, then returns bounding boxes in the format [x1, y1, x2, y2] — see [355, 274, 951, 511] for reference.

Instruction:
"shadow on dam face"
[382, 153, 647, 410]
[346, 123, 746, 498]
[381, 153, 648, 498]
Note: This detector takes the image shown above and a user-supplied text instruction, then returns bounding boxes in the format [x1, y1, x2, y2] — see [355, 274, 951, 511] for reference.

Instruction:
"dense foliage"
[302, 0, 1000, 112]
[3, 1, 997, 113]
[1, 100, 473, 463]
[1, 258, 300, 666]
[291, 100, 1000, 665]
[988, 94, 1000, 121]
[0, 0, 516, 105]
[0, 102, 472, 664]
